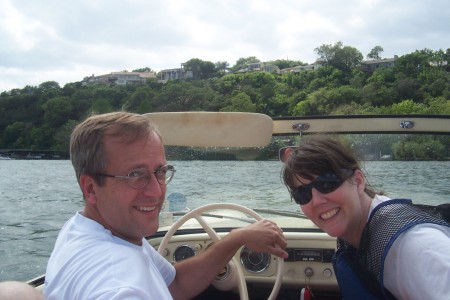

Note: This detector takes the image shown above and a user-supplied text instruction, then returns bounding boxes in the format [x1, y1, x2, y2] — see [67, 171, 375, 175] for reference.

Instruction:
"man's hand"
[233, 219, 288, 259]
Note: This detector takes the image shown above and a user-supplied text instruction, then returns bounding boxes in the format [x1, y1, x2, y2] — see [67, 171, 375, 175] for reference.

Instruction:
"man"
[45, 112, 287, 299]
[0, 281, 44, 300]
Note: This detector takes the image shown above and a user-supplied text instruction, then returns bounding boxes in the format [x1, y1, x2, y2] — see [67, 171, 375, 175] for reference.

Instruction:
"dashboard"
[148, 230, 340, 293]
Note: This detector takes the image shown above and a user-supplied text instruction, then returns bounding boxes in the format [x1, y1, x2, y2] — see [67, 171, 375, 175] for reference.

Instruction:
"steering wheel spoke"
[157, 203, 284, 300]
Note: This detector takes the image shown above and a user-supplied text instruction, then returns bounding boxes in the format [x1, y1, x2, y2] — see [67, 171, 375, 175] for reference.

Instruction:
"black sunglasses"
[291, 170, 354, 205]
[278, 146, 297, 162]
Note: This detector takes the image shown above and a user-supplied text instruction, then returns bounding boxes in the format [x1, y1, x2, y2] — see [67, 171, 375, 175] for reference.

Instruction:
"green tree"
[367, 46, 384, 60]
[0, 92, 43, 131]
[361, 84, 394, 107]
[53, 120, 78, 152]
[361, 67, 396, 106]
[328, 86, 362, 106]
[92, 85, 128, 109]
[419, 68, 450, 98]
[291, 99, 314, 116]
[230, 56, 261, 72]
[132, 67, 153, 72]
[2, 121, 28, 148]
[395, 49, 434, 78]
[215, 61, 229, 74]
[123, 86, 156, 112]
[393, 137, 446, 160]
[38, 81, 61, 100]
[29, 125, 54, 149]
[70, 89, 96, 120]
[42, 96, 73, 128]
[425, 97, 450, 114]
[157, 81, 210, 111]
[90, 98, 114, 114]
[314, 41, 363, 72]
[221, 92, 256, 112]
[183, 58, 217, 79]
[266, 59, 306, 69]
[388, 99, 426, 114]
[136, 99, 152, 114]
[394, 77, 422, 102]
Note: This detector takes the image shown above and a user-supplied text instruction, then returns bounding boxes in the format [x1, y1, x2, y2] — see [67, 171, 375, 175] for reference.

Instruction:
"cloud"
[1, 0, 449, 92]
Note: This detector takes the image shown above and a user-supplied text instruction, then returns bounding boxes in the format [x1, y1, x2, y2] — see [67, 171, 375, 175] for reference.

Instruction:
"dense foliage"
[1, 44, 449, 160]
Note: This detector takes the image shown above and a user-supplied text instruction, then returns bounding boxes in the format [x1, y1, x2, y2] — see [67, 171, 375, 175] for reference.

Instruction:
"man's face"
[84, 132, 167, 245]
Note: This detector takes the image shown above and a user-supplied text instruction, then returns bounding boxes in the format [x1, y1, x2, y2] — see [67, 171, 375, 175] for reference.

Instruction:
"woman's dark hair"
[282, 135, 377, 198]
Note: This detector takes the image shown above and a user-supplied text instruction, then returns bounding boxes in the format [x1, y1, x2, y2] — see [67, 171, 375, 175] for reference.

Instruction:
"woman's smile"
[320, 207, 340, 220]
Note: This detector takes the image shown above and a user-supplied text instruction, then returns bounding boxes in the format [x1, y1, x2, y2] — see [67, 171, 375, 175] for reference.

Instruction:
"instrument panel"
[240, 247, 271, 273]
[285, 247, 335, 263]
[150, 231, 339, 291]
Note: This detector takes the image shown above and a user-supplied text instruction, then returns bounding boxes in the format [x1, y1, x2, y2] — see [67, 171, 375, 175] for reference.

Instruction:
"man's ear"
[80, 174, 98, 204]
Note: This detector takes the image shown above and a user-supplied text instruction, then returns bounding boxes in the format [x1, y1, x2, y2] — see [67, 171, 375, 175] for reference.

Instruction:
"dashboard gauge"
[240, 246, 271, 273]
[173, 245, 196, 262]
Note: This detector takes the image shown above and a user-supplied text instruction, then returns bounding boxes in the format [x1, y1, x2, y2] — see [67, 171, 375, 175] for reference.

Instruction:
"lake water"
[1, 159, 449, 282]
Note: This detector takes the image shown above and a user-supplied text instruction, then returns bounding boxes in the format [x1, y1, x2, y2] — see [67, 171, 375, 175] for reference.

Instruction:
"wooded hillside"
[1, 45, 449, 158]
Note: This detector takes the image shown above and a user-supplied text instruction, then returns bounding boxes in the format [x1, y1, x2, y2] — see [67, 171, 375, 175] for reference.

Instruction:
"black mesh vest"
[336, 199, 450, 299]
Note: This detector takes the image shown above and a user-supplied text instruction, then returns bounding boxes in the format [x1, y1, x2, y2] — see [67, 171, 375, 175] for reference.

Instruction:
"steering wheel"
[157, 203, 284, 300]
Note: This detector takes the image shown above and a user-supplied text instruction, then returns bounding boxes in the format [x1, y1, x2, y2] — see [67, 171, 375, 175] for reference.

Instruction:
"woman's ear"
[353, 169, 366, 191]
[80, 174, 97, 204]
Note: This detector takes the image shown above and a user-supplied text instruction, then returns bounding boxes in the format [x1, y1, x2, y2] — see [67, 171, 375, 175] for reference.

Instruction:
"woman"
[280, 136, 450, 299]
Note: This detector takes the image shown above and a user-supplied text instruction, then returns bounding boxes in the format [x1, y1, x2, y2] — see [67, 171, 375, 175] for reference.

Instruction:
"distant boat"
[26, 152, 42, 159]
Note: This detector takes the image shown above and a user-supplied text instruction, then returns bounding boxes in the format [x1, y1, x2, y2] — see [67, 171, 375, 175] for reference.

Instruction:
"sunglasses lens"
[292, 186, 312, 205]
[315, 180, 342, 194]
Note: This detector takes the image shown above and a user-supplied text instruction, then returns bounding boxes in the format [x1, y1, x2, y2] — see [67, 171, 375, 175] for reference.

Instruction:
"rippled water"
[0, 160, 448, 281]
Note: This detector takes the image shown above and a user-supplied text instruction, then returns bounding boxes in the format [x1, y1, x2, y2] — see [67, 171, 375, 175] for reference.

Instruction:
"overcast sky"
[1, 0, 449, 92]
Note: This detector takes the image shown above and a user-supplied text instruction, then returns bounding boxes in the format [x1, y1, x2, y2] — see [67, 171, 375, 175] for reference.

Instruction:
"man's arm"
[168, 219, 288, 300]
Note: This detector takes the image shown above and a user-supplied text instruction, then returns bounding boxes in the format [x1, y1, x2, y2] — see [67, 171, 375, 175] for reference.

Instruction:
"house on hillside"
[262, 64, 281, 74]
[82, 71, 157, 86]
[360, 56, 398, 72]
[280, 61, 324, 74]
[157, 64, 194, 83]
[236, 63, 281, 74]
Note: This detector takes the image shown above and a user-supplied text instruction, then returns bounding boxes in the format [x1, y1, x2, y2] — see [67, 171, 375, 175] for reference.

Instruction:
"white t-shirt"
[370, 196, 450, 300]
[44, 212, 176, 300]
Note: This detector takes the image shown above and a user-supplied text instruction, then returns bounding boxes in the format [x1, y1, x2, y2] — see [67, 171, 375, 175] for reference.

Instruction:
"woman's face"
[294, 170, 369, 246]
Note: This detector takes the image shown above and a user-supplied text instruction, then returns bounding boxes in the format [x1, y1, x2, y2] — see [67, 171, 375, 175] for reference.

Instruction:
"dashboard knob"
[323, 268, 333, 278]
[304, 267, 314, 277]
